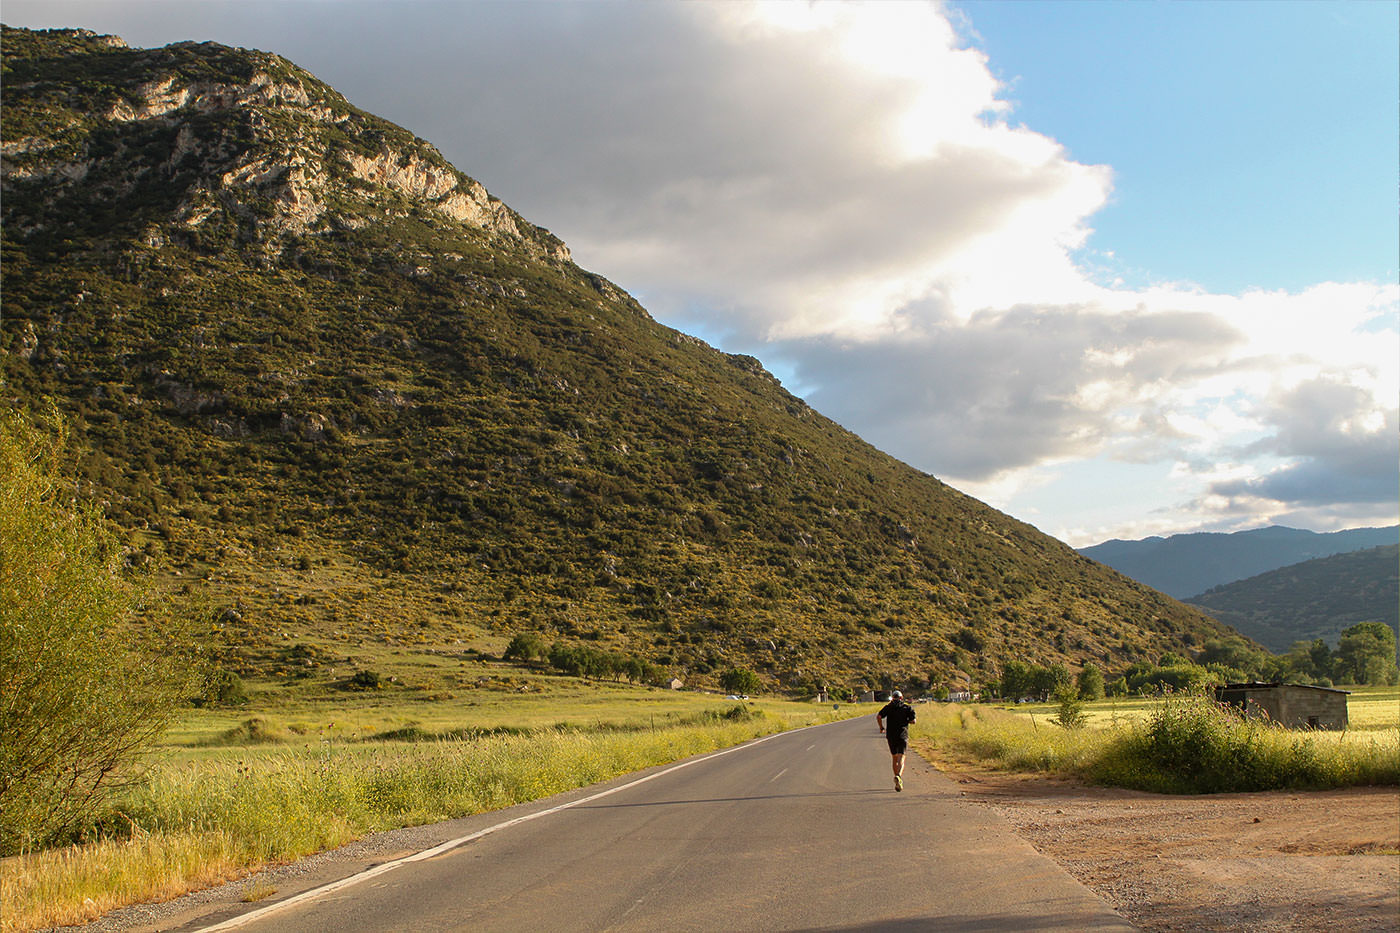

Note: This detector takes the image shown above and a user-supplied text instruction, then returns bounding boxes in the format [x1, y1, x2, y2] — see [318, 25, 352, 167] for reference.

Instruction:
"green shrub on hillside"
[720, 667, 762, 696]
[503, 632, 548, 663]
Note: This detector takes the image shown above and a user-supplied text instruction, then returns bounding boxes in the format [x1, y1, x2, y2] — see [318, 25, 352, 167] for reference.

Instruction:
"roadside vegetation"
[2, 693, 853, 933]
[912, 686, 1400, 795]
[0, 411, 196, 857]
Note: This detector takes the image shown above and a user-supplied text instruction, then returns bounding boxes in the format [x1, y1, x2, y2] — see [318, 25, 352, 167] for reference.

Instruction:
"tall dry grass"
[3, 710, 797, 933]
[915, 695, 1400, 794]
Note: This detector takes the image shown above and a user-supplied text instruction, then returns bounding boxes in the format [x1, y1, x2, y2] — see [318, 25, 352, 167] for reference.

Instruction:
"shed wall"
[1223, 686, 1348, 730]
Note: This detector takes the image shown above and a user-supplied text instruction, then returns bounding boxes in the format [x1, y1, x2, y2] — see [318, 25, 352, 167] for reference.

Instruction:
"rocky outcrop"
[0, 27, 571, 262]
[104, 69, 327, 124]
[342, 149, 568, 260]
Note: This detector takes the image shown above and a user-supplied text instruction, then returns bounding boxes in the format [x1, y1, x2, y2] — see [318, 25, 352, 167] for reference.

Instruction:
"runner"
[876, 690, 916, 791]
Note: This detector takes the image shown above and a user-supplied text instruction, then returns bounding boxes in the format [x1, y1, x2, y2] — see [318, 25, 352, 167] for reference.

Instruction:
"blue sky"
[4, 0, 1397, 546]
[955, 0, 1399, 295]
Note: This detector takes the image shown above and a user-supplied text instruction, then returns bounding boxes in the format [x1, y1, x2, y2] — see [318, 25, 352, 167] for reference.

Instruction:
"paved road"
[188, 716, 1134, 932]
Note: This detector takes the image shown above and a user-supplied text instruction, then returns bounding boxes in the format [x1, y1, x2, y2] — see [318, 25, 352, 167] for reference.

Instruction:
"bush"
[719, 667, 761, 696]
[503, 632, 547, 663]
[1051, 686, 1087, 729]
[1089, 692, 1361, 793]
[207, 717, 290, 746]
[348, 670, 384, 690]
[0, 411, 190, 854]
[192, 668, 248, 708]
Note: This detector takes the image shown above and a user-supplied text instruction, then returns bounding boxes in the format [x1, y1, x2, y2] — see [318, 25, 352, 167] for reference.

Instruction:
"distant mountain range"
[1185, 545, 1398, 654]
[1077, 526, 1398, 600]
[0, 27, 1235, 693]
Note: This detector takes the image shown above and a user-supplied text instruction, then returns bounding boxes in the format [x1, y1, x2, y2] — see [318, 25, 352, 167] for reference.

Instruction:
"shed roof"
[1218, 681, 1350, 696]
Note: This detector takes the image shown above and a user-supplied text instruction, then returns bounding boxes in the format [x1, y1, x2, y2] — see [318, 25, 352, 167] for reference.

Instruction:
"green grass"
[2, 688, 859, 933]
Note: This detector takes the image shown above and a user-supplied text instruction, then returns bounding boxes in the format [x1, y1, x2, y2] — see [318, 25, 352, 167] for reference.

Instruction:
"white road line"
[197, 721, 835, 931]
[769, 768, 788, 782]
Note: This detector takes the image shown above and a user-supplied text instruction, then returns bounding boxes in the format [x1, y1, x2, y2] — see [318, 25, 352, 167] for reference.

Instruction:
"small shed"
[1215, 682, 1349, 730]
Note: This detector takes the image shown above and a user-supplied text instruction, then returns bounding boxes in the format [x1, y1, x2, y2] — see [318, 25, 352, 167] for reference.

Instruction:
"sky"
[5, 0, 1397, 547]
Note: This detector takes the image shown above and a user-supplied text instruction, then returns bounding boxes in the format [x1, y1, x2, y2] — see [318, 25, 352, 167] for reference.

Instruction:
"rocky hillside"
[1187, 545, 1398, 655]
[0, 27, 1239, 693]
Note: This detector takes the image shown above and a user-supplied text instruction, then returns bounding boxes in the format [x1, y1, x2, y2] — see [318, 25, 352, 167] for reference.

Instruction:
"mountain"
[1185, 545, 1398, 655]
[1077, 526, 1399, 600]
[0, 26, 1238, 693]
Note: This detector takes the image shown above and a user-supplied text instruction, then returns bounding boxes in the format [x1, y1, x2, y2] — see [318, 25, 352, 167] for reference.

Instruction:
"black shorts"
[886, 733, 908, 755]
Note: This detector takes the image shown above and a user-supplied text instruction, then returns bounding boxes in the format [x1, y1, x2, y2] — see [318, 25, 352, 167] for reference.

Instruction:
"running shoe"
[894, 775, 903, 792]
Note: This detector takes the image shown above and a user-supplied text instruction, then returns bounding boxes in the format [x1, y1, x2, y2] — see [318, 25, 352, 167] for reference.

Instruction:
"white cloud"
[297, 0, 1400, 536]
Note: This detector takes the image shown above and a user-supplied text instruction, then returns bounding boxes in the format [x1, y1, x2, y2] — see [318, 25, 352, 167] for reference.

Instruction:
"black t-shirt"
[879, 699, 915, 738]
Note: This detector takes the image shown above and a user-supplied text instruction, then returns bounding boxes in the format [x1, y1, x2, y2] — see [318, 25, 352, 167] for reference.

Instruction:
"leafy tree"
[1282, 639, 1334, 682]
[1307, 638, 1337, 681]
[719, 667, 761, 695]
[0, 412, 191, 854]
[192, 668, 248, 708]
[503, 632, 548, 663]
[1125, 662, 1220, 695]
[1031, 663, 1072, 700]
[1336, 622, 1399, 685]
[1195, 636, 1267, 675]
[1076, 663, 1105, 701]
[999, 660, 1033, 699]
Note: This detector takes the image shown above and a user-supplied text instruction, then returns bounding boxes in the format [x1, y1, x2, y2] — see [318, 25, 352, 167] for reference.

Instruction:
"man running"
[876, 690, 916, 791]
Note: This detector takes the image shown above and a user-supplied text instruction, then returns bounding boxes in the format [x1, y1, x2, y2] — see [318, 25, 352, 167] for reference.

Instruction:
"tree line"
[984, 627, 1398, 703]
[502, 632, 669, 686]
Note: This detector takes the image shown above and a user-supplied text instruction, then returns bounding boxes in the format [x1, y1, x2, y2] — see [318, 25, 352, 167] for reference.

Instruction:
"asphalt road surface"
[184, 715, 1135, 932]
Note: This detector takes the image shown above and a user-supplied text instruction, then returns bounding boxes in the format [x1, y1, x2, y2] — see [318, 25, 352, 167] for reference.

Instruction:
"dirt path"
[940, 764, 1399, 932]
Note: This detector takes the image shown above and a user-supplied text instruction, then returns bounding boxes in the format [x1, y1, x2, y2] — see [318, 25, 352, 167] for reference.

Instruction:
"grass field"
[166, 678, 794, 746]
[2, 674, 861, 933]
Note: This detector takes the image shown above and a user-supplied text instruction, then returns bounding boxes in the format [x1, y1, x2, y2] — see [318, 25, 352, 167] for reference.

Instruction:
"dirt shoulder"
[935, 759, 1399, 932]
